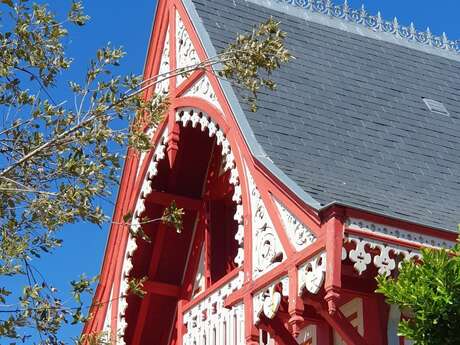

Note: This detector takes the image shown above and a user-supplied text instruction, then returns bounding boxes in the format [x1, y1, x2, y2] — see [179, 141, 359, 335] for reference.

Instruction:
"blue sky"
[12, 0, 459, 342]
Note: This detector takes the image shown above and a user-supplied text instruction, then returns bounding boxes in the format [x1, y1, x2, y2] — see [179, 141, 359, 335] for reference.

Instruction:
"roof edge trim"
[320, 201, 458, 234]
[247, 0, 460, 62]
[181, 0, 322, 210]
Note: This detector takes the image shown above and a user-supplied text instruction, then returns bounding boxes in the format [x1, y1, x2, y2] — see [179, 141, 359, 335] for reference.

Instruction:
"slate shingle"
[191, 0, 460, 232]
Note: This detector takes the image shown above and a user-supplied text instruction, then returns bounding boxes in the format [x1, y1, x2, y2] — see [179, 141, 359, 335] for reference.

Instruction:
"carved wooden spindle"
[167, 109, 180, 169]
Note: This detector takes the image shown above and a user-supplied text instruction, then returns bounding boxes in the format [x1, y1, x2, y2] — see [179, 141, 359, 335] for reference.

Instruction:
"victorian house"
[83, 0, 460, 344]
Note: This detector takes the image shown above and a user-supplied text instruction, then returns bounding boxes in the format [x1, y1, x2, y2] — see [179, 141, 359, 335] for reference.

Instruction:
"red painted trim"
[260, 314, 298, 345]
[344, 207, 457, 242]
[173, 96, 230, 133]
[143, 0, 169, 96]
[175, 69, 205, 97]
[323, 207, 345, 314]
[131, 294, 153, 345]
[345, 228, 438, 250]
[270, 193, 322, 240]
[169, 4, 177, 93]
[304, 296, 368, 345]
[287, 266, 305, 337]
[253, 157, 321, 227]
[131, 223, 169, 344]
[180, 210, 206, 299]
[258, 184, 295, 256]
[203, 203, 212, 289]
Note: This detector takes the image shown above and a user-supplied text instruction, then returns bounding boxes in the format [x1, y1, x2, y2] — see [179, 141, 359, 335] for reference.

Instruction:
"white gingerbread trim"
[346, 218, 456, 249]
[345, 235, 422, 276]
[176, 108, 245, 267]
[117, 129, 168, 344]
[183, 272, 244, 345]
[118, 108, 245, 342]
[274, 199, 316, 251]
[182, 74, 222, 112]
[253, 276, 289, 324]
[246, 169, 286, 278]
[298, 252, 327, 295]
[176, 11, 200, 86]
[155, 26, 170, 95]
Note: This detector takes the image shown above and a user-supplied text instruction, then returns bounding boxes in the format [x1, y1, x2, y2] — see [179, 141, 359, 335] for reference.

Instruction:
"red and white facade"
[83, 1, 458, 344]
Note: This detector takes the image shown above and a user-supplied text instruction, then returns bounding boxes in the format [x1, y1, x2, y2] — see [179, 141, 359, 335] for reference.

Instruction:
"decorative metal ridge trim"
[268, 0, 459, 54]
[346, 218, 457, 249]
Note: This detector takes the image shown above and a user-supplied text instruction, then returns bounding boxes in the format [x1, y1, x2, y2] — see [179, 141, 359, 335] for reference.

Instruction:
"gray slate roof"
[189, 0, 460, 232]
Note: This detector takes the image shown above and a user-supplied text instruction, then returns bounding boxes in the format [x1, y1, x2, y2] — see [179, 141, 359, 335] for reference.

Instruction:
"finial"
[342, 0, 349, 19]
[376, 11, 382, 25]
[408, 22, 416, 39]
[442, 32, 449, 49]
[426, 27, 433, 45]
[359, 4, 366, 23]
[326, 0, 333, 16]
[393, 17, 399, 34]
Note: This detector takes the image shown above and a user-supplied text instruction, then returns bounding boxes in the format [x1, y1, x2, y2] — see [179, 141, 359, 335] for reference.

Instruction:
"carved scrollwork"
[274, 0, 460, 54]
[298, 252, 327, 295]
[348, 237, 372, 275]
[176, 12, 200, 85]
[154, 27, 170, 96]
[247, 172, 285, 277]
[183, 75, 221, 111]
[253, 277, 289, 324]
[275, 200, 316, 251]
[344, 235, 422, 277]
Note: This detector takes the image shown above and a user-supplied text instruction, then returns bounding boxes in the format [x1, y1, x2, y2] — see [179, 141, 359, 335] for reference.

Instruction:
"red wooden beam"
[132, 224, 169, 345]
[260, 314, 298, 345]
[304, 296, 369, 345]
[146, 190, 203, 210]
[144, 280, 181, 298]
[180, 210, 206, 299]
[323, 206, 345, 314]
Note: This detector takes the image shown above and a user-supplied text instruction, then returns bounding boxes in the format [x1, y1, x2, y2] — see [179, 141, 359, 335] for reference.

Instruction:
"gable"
[191, 0, 460, 232]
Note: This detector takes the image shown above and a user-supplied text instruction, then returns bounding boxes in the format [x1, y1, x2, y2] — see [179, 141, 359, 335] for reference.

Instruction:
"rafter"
[303, 295, 369, 345]
[146, 190, 203, 210]
[144, 280, 181, 298]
